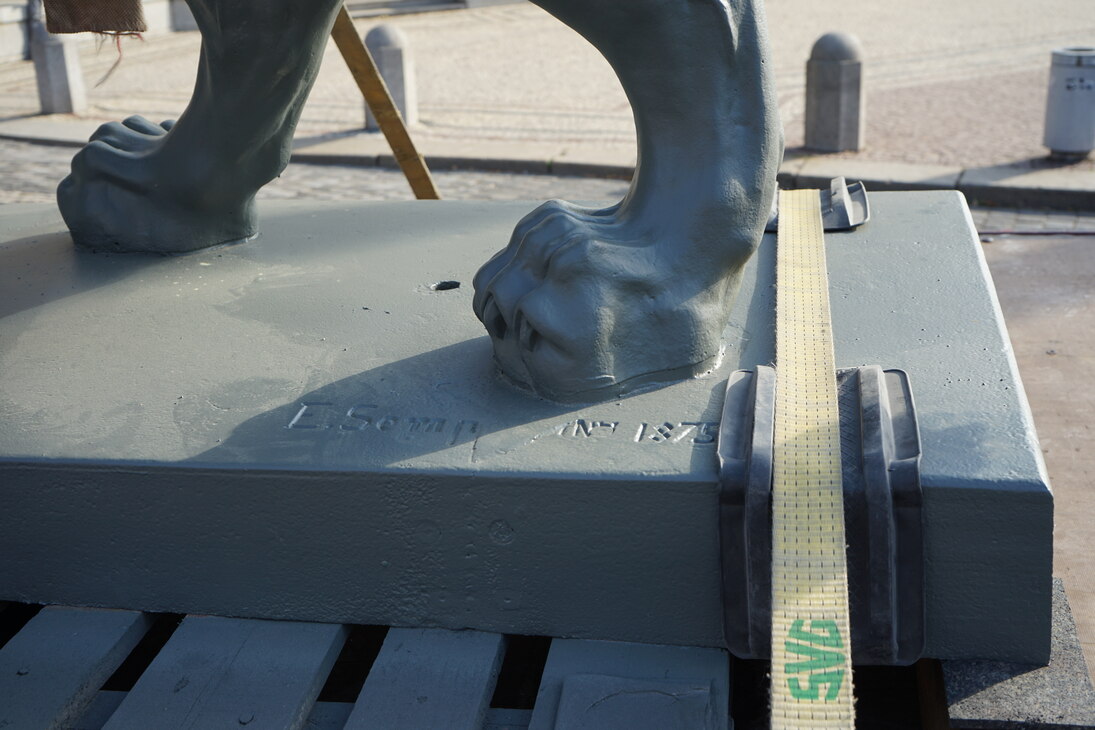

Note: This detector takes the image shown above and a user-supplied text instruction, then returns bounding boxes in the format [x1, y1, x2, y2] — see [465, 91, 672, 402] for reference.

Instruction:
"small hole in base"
[431, 280, 461, 291]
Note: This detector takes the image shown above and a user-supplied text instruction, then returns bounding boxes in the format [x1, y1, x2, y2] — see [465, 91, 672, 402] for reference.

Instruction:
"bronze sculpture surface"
[50, 0, 782, 401]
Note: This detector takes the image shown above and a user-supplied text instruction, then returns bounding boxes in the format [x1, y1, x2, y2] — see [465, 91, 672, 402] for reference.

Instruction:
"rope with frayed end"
[93, 32, 144, 87]
[37, 0, 146, 87]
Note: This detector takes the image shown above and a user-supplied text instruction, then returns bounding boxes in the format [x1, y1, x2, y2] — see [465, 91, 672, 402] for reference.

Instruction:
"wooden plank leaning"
[330, 6, 440, 201]
[0, 606, 151, 730]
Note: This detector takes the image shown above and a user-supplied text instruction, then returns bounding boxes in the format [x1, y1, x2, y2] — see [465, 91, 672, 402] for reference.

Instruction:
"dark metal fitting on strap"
[765, 176, 871, 232]
[717, 365, 924, 665]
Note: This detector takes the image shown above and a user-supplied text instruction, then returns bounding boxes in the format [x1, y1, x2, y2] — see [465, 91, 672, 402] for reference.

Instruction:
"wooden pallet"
[0, 602, 729, 730]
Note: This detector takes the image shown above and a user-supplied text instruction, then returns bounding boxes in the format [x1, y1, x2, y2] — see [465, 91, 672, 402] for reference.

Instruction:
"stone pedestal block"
[0, 193, 1051, 663]
[945, 579, 1095, 727]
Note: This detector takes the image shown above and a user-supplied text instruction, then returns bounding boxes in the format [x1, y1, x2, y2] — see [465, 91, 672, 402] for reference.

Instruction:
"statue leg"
[57, 0, 343, 253]
[472, 0, 783, 402]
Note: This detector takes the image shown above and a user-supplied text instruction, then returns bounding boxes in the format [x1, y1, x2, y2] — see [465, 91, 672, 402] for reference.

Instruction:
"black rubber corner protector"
[717, 365, 925, 665]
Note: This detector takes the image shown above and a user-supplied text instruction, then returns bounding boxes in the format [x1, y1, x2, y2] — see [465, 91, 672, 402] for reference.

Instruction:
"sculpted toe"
[121, 115, 168, 135]
[88, 122, 137, 150]
[479, 294, 506, 340]
[472, 249, 510, 309]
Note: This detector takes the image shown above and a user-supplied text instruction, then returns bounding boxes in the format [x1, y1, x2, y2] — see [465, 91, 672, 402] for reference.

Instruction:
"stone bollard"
[0, 4, 30, 62]
[805, 32, 864, 153]
[170, 0, 198, 32]
[364, 24, 418, 131]
[28, 1, 87, 115]
[1043, 47, 1095, 160]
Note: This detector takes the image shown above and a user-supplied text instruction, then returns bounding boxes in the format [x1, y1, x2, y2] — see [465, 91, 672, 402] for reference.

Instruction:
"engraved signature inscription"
[286, 402, 479, 445]
[286, 405, 717, 447]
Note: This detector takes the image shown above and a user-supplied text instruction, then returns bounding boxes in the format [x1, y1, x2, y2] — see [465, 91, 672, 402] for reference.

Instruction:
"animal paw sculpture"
[56, 0, 345, 253]
[474, 0, 782, 400]
[52, 0, 781, 401]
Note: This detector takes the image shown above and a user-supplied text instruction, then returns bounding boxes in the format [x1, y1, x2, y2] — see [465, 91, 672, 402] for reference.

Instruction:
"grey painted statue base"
[0, 193, 1051, 662]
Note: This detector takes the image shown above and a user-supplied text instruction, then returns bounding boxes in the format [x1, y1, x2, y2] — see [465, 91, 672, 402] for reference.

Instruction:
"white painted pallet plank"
[527, 639, 730, 730]
[303, 701, 354, 730]
[70, 690, 127, 730]
[484, 707, 534, 729]
[345, 628, 505, 730]
[103, 615, 346, 730]
[0, 606, 151, 730]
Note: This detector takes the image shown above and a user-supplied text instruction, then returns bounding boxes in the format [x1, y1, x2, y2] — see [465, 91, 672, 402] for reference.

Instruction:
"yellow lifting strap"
[769, 189, 856, 727]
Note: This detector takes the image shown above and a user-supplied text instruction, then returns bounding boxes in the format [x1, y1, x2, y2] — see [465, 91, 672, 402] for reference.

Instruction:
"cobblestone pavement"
[972, 206, 1095, 235]
[3, 139, 1092, 234]
[0, 139, 630, 205]
[2, 1, 1093, 169]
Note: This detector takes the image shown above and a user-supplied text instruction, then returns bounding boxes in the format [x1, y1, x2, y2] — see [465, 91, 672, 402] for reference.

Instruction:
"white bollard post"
[170, 0, 198, 32]
[805, 32, 864, 153]
[0, 4, 30, 62]
[364, 24, 417, 131]
[28, 1, 87, 115]
[1043, 47, 1095, 160]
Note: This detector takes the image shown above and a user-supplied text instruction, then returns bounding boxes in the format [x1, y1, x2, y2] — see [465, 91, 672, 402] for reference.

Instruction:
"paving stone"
[4, 137, 1091, 235]
[0, 138, 629, 205]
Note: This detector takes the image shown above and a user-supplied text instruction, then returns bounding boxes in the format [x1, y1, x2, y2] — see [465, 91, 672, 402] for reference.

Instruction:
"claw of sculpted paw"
[471, 0, 781, 401]
[53, 0, 348, 254]
[473, 202, 747, 402]
[87, 116, 174, 153]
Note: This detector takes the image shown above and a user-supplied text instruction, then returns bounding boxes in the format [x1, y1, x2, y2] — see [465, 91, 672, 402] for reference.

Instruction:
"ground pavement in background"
[1, 1, 1093, 170]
